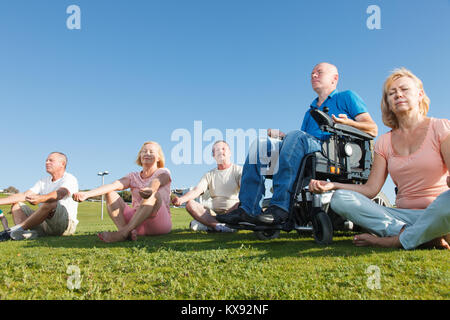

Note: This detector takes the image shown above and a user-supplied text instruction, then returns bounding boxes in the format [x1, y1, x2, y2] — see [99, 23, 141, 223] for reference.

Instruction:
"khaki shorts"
[19, 203, 77, 237]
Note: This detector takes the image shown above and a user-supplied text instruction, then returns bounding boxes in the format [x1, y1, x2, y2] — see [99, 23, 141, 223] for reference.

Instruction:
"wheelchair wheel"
[255, 230, 280, 240]
[372, 191, 391, 207]
[312, 211, 333, 245]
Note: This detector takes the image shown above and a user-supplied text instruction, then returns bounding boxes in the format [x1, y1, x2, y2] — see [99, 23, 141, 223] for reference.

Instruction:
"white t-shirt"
[196, 164, 242, 212]
[29, 172, 79, 223]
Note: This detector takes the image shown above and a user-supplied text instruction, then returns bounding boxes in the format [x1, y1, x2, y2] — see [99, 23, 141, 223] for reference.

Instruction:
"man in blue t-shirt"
[217, 62, 378, 225]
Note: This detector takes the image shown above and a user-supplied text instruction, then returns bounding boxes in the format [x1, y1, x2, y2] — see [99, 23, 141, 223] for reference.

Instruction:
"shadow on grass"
[19, 228, 398, 258]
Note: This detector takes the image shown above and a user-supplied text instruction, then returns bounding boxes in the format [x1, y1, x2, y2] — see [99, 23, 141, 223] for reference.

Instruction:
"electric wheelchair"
[224, 107, 391, 244]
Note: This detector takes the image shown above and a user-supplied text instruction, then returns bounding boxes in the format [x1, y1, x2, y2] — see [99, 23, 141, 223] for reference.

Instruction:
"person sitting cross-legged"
[0, 152, 79, 241]
[172, 140, 242, 233]
[309, 68, 450, 250]
[73, 141, 172, 243]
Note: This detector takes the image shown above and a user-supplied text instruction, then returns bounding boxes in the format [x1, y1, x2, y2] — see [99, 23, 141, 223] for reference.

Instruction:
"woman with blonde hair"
[73, 141, 172, 242]
[309, 68, 450, 249]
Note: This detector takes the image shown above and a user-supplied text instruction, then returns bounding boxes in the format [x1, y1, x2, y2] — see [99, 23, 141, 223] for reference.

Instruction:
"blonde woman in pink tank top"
[73, 141, 172, 243]
[309, 68, 450, 250]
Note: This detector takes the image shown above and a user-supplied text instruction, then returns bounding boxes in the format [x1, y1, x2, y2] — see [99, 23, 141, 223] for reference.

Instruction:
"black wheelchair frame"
[225, 107, 390, 244]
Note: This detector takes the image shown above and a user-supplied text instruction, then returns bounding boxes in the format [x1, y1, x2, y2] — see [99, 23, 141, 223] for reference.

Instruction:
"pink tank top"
[126, 168, 172, 220]
[375, 118, 450, 209]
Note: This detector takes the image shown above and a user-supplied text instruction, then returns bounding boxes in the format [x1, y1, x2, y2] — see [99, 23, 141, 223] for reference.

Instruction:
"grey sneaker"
[214, 223, 237, 233]
[10, 228, 39, 240]
[22, 230, 39, 240]
[189, 220, 210, 232]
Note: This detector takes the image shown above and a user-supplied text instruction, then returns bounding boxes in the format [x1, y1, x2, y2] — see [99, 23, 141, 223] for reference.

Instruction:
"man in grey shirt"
[172, 141, 242, 232]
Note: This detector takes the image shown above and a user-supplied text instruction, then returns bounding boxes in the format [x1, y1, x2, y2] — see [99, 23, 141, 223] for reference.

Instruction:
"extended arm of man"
[309, 153, 388, 199]
[332, 112, 378, 137]
[0, 188, 71, 206]
[73, 177, 130, 202]
[0, 190, 33, 206]
[172, 186, 204, 207]
[25, 188, 70, 205]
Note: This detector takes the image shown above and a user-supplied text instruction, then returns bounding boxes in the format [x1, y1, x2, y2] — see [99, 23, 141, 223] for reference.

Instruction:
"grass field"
[0, 200, 448, 300]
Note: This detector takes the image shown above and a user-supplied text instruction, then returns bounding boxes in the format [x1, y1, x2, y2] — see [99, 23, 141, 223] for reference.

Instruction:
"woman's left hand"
[139, 188, 153, 199]
[309, 179, 336, 193]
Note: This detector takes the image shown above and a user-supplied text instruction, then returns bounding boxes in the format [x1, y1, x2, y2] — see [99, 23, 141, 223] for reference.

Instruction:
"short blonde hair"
[136, 141, 165, 168]
[381, 67, 430, 129]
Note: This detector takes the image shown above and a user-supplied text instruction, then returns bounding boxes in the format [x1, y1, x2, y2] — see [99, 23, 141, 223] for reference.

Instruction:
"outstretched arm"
[73, 177, 130, 202]
[309, 153, 388, 199]
[172, 186, 204, 207]
[25, 188, 69, 205]
[0, 190, 34, 206]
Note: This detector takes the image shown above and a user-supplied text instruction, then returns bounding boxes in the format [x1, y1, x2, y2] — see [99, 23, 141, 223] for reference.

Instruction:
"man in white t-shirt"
[172, 141, 243, 233]
[0, 152, 79, 241]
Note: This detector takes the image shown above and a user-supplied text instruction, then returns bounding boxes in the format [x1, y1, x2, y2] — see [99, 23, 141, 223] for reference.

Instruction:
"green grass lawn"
[0, 200, 448, 300]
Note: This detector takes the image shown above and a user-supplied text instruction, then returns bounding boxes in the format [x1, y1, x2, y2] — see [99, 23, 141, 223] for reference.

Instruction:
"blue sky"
[0, 0, 449, 204]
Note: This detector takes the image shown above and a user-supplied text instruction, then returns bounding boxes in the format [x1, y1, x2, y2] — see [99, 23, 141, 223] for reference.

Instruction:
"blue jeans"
[331, 189, 450, 250]
[238, 130, 322, 215]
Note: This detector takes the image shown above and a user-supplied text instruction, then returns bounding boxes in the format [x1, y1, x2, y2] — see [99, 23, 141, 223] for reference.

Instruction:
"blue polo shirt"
[301, 90, 368, 141]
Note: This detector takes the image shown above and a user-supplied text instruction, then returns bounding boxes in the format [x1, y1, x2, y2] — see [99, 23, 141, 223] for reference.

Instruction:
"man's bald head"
[311, 62, 339, 95]
[314, 62, 338, 75]
[48, 152, 68, 169]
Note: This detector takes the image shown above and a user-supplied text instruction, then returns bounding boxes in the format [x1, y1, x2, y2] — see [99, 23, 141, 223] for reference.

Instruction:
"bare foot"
[421, 236, 450, 250]
[353, 233, 402, 248]
[127, 230, 138, 241]
[97, 230, 128, 243]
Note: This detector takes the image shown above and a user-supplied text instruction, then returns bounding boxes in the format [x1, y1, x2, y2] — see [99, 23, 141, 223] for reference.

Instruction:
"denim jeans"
[238, 130, 322, 215]
[331, 189, 450, 250]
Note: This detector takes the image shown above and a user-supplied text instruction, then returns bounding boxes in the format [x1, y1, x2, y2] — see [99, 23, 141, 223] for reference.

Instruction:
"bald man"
[217, 62, 378, 226]
[0, 152, 79, 241]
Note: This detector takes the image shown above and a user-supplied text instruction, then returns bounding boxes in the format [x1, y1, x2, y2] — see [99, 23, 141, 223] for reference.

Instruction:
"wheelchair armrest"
[309, 108, 373, 141]
[333, 123, 374, 140]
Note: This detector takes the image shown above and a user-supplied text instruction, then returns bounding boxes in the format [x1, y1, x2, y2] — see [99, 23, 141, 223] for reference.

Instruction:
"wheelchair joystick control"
[323, 107, 329, 113]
